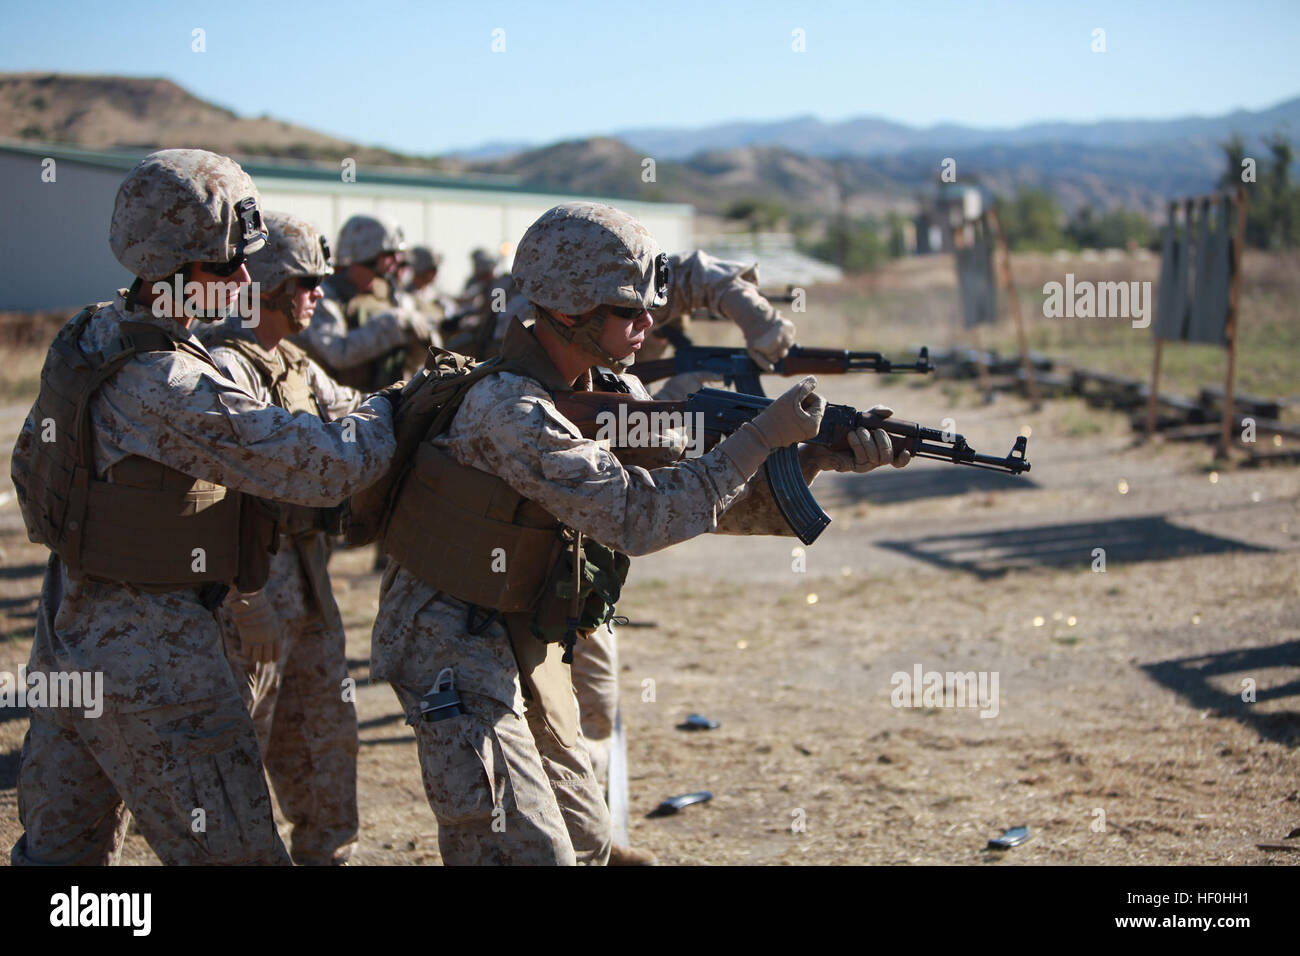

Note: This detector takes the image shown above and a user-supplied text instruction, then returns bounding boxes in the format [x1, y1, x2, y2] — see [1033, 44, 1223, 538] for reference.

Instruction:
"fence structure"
[1145, 188, 1247, 456]
[952, 204, 1039, 407]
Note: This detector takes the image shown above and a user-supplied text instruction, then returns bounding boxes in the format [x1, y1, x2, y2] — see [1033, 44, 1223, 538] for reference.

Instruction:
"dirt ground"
[0, 258, 1297, 866]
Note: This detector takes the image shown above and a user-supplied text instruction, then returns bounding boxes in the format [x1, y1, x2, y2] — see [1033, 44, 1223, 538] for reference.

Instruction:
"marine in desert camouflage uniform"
[8, 151, 397, 866]
[404, 245, 456, 320]
[200, 211, 365, 866]
[293, 214, 439, 392]
[369, 202, 909, 865]
[443, 247, 524, 358]
[566, 249, 798, 855]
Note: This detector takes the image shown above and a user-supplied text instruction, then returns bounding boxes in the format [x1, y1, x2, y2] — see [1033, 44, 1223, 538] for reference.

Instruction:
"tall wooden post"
[957, 220, 993, 398]
[1217, 187, 1248, 458]
[1144, 339, 1164, 440]
[986, 206, 1040, 409]
[1145, 200, 1177, 441]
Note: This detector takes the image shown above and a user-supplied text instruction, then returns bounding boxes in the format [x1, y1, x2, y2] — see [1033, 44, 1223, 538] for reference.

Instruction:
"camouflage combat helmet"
[410, 245, 442, 273]
[470, 247, 499, 273]
[110, 149, 267, 281]
[247, 211, 333, 294]
[335, 214, 406, 266]
[512, 202, 669, 368]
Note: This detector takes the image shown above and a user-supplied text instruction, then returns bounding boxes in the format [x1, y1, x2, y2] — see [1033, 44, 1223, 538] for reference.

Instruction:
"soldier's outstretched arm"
[207, 346, 273, 405]
[93, 352, 395, 508]
[445, 373, 818, 557]
[667, 251, 796, 370]
[306, 357, 366, 420]
[295, 297, 418, 372]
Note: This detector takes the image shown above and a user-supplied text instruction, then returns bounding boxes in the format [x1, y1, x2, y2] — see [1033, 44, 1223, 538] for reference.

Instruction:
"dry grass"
[725, 250, 1300, 408]
[0, 348, 45, 405]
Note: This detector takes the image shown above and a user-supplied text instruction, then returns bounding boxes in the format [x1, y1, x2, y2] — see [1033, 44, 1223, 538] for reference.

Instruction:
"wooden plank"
[1246, 447, 1300, 465]
[1218, 188, 1247, 457]
[1197, 386, 1282, 420]
[987, 206, 1041, 409]
[1145, 338, 1164, 440]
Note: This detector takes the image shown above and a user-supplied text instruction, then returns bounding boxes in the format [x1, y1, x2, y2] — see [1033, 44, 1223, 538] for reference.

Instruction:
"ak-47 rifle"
[632, 325, 932, 396]
[554, 386, 1030, 545]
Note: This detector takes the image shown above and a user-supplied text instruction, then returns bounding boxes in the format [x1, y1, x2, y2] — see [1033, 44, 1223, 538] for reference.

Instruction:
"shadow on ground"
[878, 514, 1271, 578]
[0, 563, 45, 582]
[822, 466, 1038, 506]
[0, 747, 19, 789]
[1142, 640, 1300, 747]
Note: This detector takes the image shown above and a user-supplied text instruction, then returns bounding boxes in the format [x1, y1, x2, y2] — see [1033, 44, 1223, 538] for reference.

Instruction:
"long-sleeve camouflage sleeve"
[655, 250, 789, 345]
[618, 371, 811, 538]
[208, 341, 361, 430]
[63, 303, 396, 508]
[438, 370, 754, 557]
[207, 344, 273, 404]
[711, 448, 821, 536]
[307, 358, 364, 421]
[294, 297, 411, 372]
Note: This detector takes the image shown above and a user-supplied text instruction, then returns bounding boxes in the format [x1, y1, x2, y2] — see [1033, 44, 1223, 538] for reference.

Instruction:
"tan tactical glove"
[804, 405, 913, 473]
[717, 376, 824, 475]
[744, 315, 797, 372]
[230, 589, 281, 666]
[718, 285, 797, 372]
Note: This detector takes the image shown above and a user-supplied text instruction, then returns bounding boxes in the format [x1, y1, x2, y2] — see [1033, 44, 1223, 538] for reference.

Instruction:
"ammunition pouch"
[530, 535, 630, 645]
[279, 502, 325, 537]
[235, 494, 282, 592]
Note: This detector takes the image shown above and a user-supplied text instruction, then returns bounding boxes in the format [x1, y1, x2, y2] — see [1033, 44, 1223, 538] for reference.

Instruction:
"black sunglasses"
[205, 252, 248, 277]
[296, 275, 325, 291]
[602, 304, 648, 320]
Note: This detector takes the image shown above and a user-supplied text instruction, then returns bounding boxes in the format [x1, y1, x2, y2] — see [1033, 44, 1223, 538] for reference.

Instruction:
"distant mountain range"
[463, 136, 1229, 219]
[461, 95, 1299, 217]
[0, 73, 451, 170]
[606, 98, 1300, 160]
[4, 72, 1295, 220]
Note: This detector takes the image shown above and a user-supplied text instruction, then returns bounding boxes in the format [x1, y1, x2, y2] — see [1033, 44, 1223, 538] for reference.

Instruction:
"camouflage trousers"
[379, 591, 609, 865]
[219, 547, 359, 865]
[12, 559, 290, 866]
[571, 623, 619, 792]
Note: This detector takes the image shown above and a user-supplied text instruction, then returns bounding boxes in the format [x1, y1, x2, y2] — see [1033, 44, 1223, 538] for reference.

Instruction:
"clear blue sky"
[3, 0, 1298, 154]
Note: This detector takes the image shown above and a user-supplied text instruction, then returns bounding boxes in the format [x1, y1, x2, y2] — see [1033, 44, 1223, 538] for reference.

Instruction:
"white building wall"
[237, 183, 694, 295]
[1, 147, 694, 310]
[0, 153, 135, 310]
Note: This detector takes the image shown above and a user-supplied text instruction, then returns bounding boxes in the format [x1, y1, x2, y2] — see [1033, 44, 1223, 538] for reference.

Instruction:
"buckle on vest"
[465, 603, 499, 635]
[561, 620, 579, 664]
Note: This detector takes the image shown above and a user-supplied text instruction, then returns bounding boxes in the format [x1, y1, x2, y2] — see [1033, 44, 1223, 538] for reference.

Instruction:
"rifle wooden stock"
[552, 392, 686, 438]
[553, 392, 693, 470]
[777, 352, 871, 375]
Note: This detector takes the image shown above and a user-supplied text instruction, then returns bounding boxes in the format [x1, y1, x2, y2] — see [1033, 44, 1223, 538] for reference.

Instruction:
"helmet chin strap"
[535, 305, 633, 370]
[266, 284, 296, 326]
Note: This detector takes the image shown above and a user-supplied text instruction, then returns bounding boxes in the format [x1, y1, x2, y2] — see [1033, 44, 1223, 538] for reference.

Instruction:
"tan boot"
[608, 844, 657, 866]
